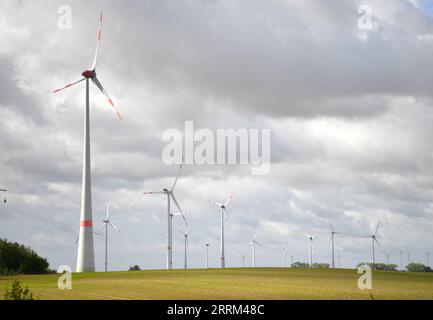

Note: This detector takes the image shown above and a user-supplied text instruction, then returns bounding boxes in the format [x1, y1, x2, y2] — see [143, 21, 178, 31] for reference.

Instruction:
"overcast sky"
[1, 0, 433, 271]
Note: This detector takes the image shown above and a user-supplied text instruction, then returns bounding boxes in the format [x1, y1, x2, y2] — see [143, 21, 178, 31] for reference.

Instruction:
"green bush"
[129, 265, 141, 271]
[356, 262, 398, 271]
[406, 263, 433, 272]
[312, 263, 330, 269]
[4, 280, 34, 300]
[291, 262, 310, 268]
[0, 238, 50, 275]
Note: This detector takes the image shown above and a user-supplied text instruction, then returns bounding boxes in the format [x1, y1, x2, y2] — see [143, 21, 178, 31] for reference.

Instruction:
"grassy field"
[1, 268, 433, 300]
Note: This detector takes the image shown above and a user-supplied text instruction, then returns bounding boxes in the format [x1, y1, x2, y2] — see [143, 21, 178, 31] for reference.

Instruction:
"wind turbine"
[210, 192, 235, 268]
[143, 163, 187, 269]
[328, 224, 344, 269]
[282, 246, 287, 268]
[53, 13, 121, 273]
[179, 229, 191, 269]
[363, 222, 381, 269]
[248, 233, 262, 268]
[302, 233, 315, 267]
[97, 201, 121, 272]
[425, 251, 430, 266]
[0, 188, 6, 203]
[398, 249, 404, 271]
[382, 249, 393, 265]
[205, 242, 209, 269]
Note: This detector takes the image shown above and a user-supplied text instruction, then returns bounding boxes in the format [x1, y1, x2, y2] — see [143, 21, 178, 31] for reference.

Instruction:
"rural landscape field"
[1, 268, 433, 300]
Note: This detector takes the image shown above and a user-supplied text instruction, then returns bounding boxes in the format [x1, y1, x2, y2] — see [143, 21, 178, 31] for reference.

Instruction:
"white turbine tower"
[248, 233, 262, 268]
[302, 233, 315, 267]
[363, 222, 381, 269]
[398, 249, 404, 270]
[328, 224, 344, 269]
[0, 188, 6, 203]
[205, 242, 209, 269]
[97, 201, 121, 272]
[53, 13, 121, 272]
[143, 163, 187, 269]
[283, 246, 287, 268]
[382, 249, 393, 265]
[179, 229, 191, 269]
[425, 251, 430, 266]
[210, 192, 235, 268]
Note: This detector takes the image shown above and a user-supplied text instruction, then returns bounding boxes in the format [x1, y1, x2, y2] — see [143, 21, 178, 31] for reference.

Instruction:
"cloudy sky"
[1, 0, 433, 271]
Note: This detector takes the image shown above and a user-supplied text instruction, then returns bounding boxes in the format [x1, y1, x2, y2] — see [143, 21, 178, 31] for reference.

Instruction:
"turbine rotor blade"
[91, 76, 122, 119]
[53, 78, 85, 93]
[109, 222, 121, 233]
[97, 223, 106, 233]
[224, 192, 235, 207]
[143, 191, 165, 195]
[223, 207, 228, 224]
[106, 200, 109, 220]
[374, 238, 382, 249]
[171, 193, 188, 226]
[171, 162, 183, 191]
[374, 221, 381, 236]
[91, 12, 103, 71]
[330, 224, 334, 233]
[209, 200, 223, 207]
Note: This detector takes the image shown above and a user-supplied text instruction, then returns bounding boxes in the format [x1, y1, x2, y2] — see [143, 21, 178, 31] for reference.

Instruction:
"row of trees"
[0, 239, 51, 275]
[291, 262, 330, 268]
[290, 261, 432, 272]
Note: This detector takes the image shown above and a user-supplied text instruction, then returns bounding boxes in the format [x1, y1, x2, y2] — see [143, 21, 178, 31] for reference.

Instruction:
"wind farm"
[2, 3, 433, 303]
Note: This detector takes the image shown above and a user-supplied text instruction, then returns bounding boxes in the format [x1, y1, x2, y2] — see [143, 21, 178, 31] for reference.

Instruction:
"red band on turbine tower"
[80, 220, 93, 227]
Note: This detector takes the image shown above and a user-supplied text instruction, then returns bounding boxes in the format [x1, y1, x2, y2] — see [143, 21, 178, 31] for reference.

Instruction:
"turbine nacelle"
[82, 70, 96, 78]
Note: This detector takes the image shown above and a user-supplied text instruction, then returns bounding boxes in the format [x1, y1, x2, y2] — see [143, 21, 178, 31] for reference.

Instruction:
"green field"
[1, 268, 433, 300]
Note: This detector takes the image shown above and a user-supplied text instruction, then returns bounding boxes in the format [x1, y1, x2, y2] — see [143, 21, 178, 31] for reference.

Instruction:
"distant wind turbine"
[282, 246, 287, 268]
[210, 192, 235, 268]
[97, 201, 121, 272]
[179, 229, 191, 269]
[248, 233, 262, 268]
[143, 163, 188, 269]
[328, 224, 344, 268]
[425, 251, 430, 266]
[302, 233, 315, 267]
[363, 222, 381, 269]
[382, 249, 393, 265]
[53, 12, 121, 273]
[205, 242, 209, 269]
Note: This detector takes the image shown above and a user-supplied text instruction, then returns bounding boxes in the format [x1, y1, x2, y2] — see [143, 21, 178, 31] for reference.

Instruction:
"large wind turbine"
[53, 13, 121, 272]
[97, 201, 121, 272]
[0, 188, 6, 203]
[210, 192, 235, 268]
[363, 222, 381, 269]
[302, 233, 315, 267]
[143, 163, 187, 269]
[248, 233, 262, 268]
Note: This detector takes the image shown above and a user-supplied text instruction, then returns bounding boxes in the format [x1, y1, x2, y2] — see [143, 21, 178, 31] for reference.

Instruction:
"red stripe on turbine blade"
[108, 98, 114, 106]
[80, 220, 93, 227]
[117, 112, 122, 120]
[98, 31, 101, 41]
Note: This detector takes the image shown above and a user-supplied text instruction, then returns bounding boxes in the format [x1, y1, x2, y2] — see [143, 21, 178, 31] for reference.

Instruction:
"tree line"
[0, 239, 51, 275]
